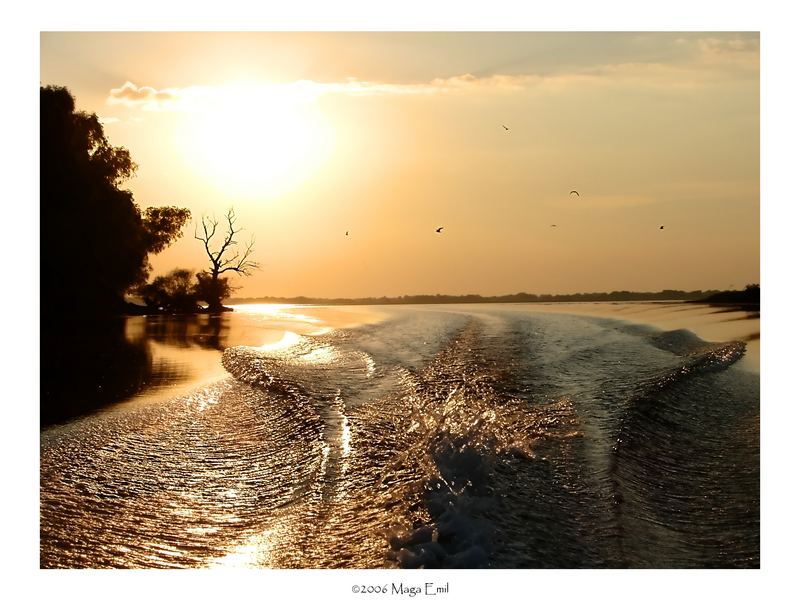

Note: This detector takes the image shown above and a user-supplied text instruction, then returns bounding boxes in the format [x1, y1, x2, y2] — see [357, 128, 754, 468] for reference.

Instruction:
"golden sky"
[40, 32, 759, 298]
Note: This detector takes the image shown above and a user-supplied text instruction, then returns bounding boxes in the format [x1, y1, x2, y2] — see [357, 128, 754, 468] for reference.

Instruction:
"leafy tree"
[194, 208, 259, 312]
[142, 206, 192, 256]
[139, 269, 200, 313]
[194, 272, 237, 310]
[40, 85, 190, 322]
[743, 283, 760, 303]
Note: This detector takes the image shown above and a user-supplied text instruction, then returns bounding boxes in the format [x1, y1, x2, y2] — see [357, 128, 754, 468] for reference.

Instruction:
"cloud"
[432, 73, 539, 91]
[107, 45, 758, 111]
[672, 35, 759, 73]
[280, 74, 530, 97]
[105, 76, 523, 110]
[107, 81, 182, 110]
[303, 78, 438, 96]
[697, 36, 759, 56]
[105, 74, 561, 111]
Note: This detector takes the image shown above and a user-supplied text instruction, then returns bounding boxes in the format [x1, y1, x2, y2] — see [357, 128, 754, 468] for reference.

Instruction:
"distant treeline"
[694, 283, 759, 306]
[229, 289, 734, 306]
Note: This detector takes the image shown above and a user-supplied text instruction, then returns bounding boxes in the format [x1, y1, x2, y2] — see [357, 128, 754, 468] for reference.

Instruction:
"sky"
[40, 32, 759, 298]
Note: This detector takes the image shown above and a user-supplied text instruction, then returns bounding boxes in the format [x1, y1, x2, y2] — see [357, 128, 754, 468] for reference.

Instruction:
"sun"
[179, 83, 333, 199]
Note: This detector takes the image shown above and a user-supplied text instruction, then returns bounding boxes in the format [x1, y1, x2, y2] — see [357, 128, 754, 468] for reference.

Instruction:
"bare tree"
[194, 208, 259, 312]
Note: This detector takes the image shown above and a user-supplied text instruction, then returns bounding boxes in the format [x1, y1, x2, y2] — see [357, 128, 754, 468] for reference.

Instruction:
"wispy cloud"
[108, 81, 183, 110]
[107, 42, 758, 112]
[696, 36, 759, 56]
[320, 73, 536, 95]
[105, 76, 531, 110]
[674, 35, 759, 71]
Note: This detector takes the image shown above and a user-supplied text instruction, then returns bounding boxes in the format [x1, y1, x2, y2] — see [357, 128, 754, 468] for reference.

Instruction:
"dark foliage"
[143, 206, 192, 254]
[701, 283, 760, 307]
[138, 268, 201, 314]
[40, 85, 190, 323]
[194, 272, 236, 311]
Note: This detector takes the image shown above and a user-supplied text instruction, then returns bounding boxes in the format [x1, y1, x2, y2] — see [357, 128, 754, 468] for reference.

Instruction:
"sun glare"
[180, 83, 333, 199]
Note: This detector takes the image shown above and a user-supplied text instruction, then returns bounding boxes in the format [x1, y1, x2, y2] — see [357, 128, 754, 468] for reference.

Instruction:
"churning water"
[40, 304, 759, 568]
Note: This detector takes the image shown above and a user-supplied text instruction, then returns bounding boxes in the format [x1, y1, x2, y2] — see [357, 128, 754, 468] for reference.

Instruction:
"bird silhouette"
[570, 190, 580, 197]
[436, 227, 444, 233]
[345, 231, 349, 236]
[502, 125, 509, 131]
[550, 224, 557, 228]
[659, 225, 664, 229]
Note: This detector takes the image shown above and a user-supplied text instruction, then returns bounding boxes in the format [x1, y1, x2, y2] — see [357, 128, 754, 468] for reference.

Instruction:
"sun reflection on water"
[232, 303, 321, 324]
[211, 529, 276, 568]
[212, 543, 262, 568]
[299, 345, 337, 364]
[341, 412, 351, 458]
[258, 330, 302, 352]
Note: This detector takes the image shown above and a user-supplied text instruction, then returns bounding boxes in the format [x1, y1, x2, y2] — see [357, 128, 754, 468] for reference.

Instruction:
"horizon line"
[227, 286, 758, 305]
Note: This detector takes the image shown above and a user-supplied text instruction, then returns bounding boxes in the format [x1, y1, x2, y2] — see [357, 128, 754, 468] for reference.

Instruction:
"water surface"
[40, 303, 759, 568]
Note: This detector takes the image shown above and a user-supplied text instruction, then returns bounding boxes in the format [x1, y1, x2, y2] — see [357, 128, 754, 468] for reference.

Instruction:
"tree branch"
[218, 235, 259, 275]
[194, 209, 259, 278]
[194, 215, 219, 266]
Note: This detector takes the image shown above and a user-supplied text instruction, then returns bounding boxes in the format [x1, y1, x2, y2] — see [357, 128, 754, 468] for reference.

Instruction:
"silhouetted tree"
[194, 272, 237, 310]
[142, 206, 193, 255]
[743, 283, 760, 303]
[194, 208, 259, 312]
[701, 283, 760, 307]
[138, 268, 200, 313]
[40, 85, 190, 323]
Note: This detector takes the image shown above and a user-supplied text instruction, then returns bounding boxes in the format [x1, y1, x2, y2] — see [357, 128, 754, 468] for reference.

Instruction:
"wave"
[42, 307, 756, 568]
[214, 311, 757, 568]
[608, 338, 758, 567]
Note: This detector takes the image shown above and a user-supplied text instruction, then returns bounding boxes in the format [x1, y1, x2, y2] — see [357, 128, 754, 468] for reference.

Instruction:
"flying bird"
[502, 125, 509, 131]
[570, 190, 580, 197]
[436, 227, 444, 233]
[550, 224, 557, 228]
[659, 225, 664, 229]
[345, 231, 349, 236]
